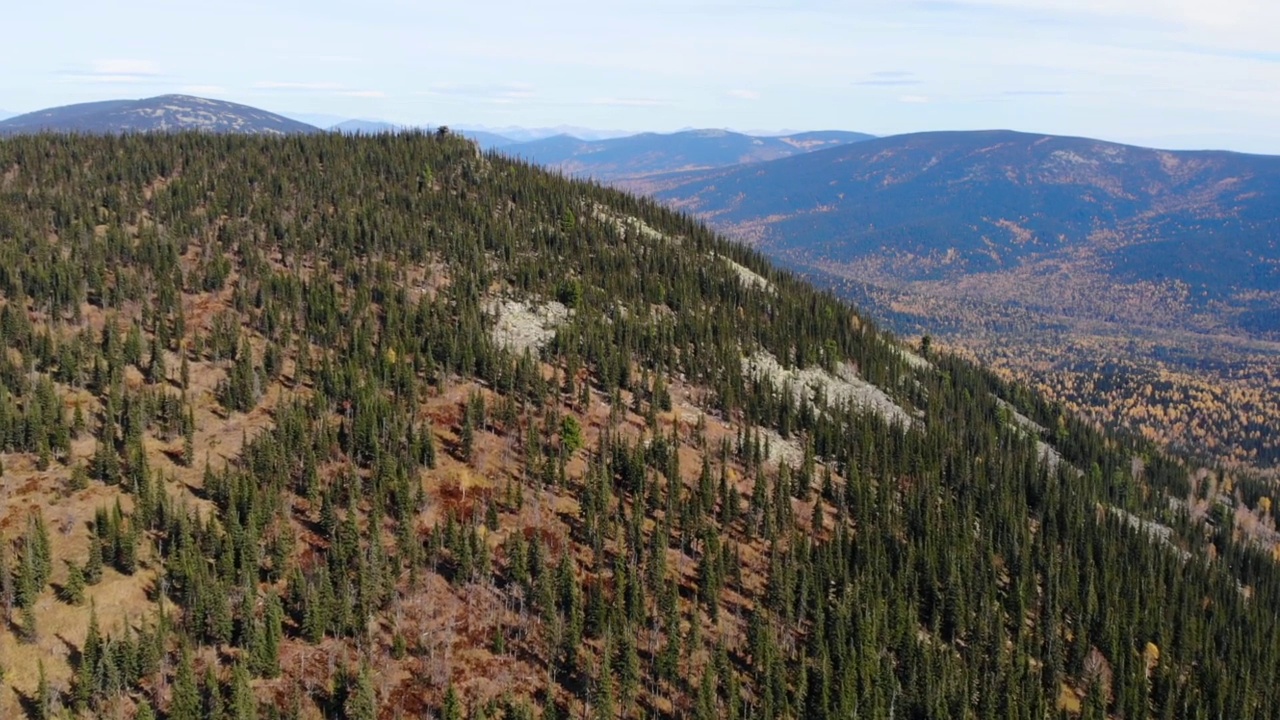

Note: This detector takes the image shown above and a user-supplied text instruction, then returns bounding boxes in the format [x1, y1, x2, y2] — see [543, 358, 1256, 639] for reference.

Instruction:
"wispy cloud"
[65, 75, 150, 84]
[856, 70, 923, 87]
[1001, 89, 1068, 97]
[727, 89, 761, 100]
[419, 82, 536, 104]
[93, 59, 160, 76]
[253, 81, 343, 91]
[180, 85, 228, 96]
[857, 79, 924, 86]
[587, 97, 673, 107]
[253, 81, 385, 99]
[1169, 43, 1280, 64]
[898, 94, 930, 104]
[62, 59, 162, 84]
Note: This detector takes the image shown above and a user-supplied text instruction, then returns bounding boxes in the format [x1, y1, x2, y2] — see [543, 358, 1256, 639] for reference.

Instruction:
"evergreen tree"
[61, 560, 86, 605]
[230, 660, 257, 720]
[345, 661, 378, 720]
[170, 646, 201, 720]
[441, 684, 463, 720]
[36, 659, 52, 720]
[203, 665, 225, 720]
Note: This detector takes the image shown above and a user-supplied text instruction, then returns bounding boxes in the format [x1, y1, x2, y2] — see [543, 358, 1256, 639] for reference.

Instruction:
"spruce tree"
[62, 560, 86, 604]
[170, 646, 201, 720]
[255, 591, 283, 678]
[203, 665, 225, 720]
[345, 661, 378, 720]
[36, 659, 52, 720]
[441, 684, 463, 720]
[230, 660, 257, 720]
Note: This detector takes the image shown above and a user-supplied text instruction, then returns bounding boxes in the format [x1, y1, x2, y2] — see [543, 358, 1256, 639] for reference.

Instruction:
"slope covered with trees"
[0, 131, 1277, 719]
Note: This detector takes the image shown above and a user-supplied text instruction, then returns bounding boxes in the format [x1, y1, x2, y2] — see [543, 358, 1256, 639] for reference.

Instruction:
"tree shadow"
[55, 633, 83, 668]
[162, 447, 190, 467]
[14, 687, 42, 720]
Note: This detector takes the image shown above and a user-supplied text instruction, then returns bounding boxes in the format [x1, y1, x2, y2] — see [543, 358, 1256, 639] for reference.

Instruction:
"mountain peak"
[0, 95, 320, 136]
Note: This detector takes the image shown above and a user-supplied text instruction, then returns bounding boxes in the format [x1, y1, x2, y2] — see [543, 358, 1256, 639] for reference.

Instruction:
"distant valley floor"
[796, 263, 1280, 471]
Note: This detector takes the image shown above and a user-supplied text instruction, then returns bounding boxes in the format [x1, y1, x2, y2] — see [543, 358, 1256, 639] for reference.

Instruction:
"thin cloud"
[418, 82, 537, 104]
[727, 89, 762, 100]
[489, 89, 535, 104]
[63, 74, 154, 84]
[180, 85, 228, 96]
[856, 70, 922, 87]
[421, 82, 532, 96]
[253, 81, 343, 91]
[337, 90, 386, 98]
[1173, 44, 1280, 64]
[1002, 89, 1068, 97]
[61, 59, 162, 84]
[898, 94, 930, 103]
[587, 97, 673, 107]
[92, 59, 159, 76]
[857, 79, 924, 86]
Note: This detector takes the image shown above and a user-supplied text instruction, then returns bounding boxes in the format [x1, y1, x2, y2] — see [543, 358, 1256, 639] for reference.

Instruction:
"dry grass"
[0, 238, 865, 719]
[0, 281, 285, 716]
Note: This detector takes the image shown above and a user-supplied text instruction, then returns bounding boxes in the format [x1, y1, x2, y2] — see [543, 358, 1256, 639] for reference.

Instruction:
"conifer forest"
[0, 131, 1277, 719]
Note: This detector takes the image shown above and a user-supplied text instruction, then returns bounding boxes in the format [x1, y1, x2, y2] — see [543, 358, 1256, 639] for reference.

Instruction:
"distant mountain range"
[281, 111, 350, 129]
[323, 122, 627, 144]
[0, 95, 319, 135]
[502, 129, 875, 180]
[648, 130, 1280, 338]
[329, 119, 401, 135]
[456, 129, 518, 149]
[456, 124, 633, 143]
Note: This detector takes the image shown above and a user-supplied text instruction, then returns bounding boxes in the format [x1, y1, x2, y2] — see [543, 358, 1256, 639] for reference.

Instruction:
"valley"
[630, 131, 1280, 470]
[804, 266, 1280, 469]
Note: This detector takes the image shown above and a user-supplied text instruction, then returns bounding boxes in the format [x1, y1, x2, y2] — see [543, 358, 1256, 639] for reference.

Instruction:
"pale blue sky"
[4, 0, 1279, 152]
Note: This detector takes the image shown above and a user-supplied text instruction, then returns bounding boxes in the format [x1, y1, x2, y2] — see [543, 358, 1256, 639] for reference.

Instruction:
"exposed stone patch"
[759, 428, 804, 467]
[1108, 506, 1191, 562]
[894, 345, 932, 371]
[488, 298, 571, 354]
[996, 398, 1066, 470]
[717, 254, 774, 292]
[996, 398, 1047, 435]
[743, 350, 916, 428]
[590, 204, 672, 243]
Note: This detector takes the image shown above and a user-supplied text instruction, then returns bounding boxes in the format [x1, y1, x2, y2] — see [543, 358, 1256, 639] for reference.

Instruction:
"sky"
[3, 0, 1280, 152]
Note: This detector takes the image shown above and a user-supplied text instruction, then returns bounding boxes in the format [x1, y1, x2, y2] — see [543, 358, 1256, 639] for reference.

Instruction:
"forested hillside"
[0, 131, 1277, 719]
